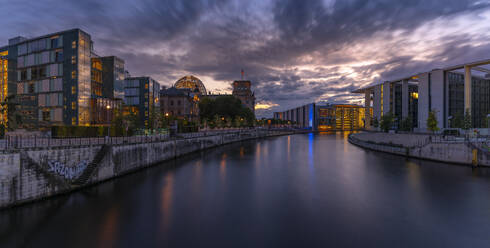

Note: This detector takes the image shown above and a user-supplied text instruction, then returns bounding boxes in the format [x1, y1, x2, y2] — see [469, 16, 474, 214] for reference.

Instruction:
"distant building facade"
[274, 103, 366, 131]
[353, 59, 490, 131]
[123, 77, 160, 128]
[160, 87, 199, 121]
[232, 80, 255, 112]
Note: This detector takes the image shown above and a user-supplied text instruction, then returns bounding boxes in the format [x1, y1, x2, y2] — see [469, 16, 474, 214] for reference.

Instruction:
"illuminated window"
[72, 41, 76, 49]
[71, 71, 76, 79]
[71, 56, 76, 64]
[72, 117, 77, 125]
[72, 102, 76, 110]
[72, 86, 76, 94]
[145, 84, 148, 89]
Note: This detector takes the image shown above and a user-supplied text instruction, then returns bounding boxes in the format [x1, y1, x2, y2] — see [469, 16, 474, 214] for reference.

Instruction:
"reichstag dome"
[174, 75, 207, 95]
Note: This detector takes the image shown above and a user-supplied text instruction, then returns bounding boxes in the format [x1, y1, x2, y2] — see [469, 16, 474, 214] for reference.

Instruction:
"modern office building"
[353, 78, 419, 130]
[123, 77, 160, 128]
[160, 87, 199, 122]
[274, 103, 366, 131]
[0, 28, 128, 129]
[353, 59, 490, 131]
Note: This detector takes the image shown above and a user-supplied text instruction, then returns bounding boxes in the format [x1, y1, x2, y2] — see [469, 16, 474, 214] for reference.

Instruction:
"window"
[39, 66, 47, 78]
[177, 100, 181, 106]
[28, 83, 35, 93]
[170, 100, 174, 106]
[55, 50, 63, 62]
[72, 117, 77, 125]
[72, 86, 76, 94]
[72, 70, 76, 79]
[42, 111, 50, 121]
[72, 41, 76, 49]
[72, 102, 76, 110]
[71, 55, 76, 64]
[145, 84, 148, 89]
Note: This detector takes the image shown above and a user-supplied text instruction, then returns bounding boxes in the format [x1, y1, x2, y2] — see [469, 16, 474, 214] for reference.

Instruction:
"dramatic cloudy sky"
[2, 0, 490, 117]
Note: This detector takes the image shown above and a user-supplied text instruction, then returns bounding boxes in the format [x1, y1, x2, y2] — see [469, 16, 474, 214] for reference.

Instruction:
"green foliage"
[399, 116, 413, 132]
[463, 108, 472, 130]
[427, 110, 439, 133]
[373, 117, 379, 128]
[380, 113, 394, 132]
[199, 96, 255, 127]
[451, 111, 464, 129]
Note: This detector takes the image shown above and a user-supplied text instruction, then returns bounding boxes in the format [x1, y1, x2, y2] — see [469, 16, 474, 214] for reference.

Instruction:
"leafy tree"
[451, 111, 464, 129]
[199, 96, 255, 127]
[463, 108, 472, 130]
[380, 113, 394, 132]
[427, 110, 439, 133]
[373, 117, 379, 129]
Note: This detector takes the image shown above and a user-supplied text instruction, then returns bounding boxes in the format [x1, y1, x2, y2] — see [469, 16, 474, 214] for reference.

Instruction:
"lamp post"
[106, 105, 111, 137]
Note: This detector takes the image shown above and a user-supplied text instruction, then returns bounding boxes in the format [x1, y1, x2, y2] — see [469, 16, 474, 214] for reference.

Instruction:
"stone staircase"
[73, 145, 110, 186]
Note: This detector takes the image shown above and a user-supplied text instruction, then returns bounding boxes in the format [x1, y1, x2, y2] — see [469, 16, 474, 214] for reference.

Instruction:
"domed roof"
[174, 75, 207, 95]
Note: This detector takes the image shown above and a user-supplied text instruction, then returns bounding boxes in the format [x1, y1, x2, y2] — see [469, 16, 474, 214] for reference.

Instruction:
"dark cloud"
[1, 0, 490, 117]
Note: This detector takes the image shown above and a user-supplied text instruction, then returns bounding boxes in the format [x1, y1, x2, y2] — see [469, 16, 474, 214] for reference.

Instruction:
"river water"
[2, 132, 490, 247]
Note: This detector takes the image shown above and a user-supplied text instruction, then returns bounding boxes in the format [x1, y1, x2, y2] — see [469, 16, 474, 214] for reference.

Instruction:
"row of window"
[124, 88, 139, 96]
[17, 63, 63, 81]
[39, 108, 63, 122]
[18, 36, 64, 56]
[38, 93, 63, 107]
[124, 80, 141, 88]
[17, 78, 63, 95]
[124, 96, 139, 105]
[17, 50, 64, 68]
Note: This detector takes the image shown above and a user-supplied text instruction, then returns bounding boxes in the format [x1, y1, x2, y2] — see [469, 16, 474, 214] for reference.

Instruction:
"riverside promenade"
[0, 129, 303, 209]
[349, 132, 490, 167]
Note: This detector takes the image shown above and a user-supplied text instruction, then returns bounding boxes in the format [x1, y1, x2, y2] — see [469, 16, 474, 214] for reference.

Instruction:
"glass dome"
[174, 75, 207, 95]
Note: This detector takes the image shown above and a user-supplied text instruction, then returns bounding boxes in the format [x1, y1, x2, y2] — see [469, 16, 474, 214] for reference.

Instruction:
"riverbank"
[0, 129, 304, 209]
[349, 132, 490, 167]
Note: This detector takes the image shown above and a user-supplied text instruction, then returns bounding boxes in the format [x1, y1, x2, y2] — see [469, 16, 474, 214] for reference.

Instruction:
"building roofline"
[442, 58, 490, 71]
[3, 28, 90, 47]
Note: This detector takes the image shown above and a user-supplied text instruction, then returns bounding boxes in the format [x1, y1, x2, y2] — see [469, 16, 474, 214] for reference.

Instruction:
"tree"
[463, 108, 472, 130]
[451, 111, 463, 129]
[427, 110, 439, 133]
[380, 113, 394, 132]
[199, 96, 256, 127]
[373, 117, 379, 129]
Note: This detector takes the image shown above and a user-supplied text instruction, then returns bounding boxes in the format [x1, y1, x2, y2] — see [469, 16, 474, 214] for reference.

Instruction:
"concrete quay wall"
[349, 133, 490, 166]
[0, 130, 294, 209]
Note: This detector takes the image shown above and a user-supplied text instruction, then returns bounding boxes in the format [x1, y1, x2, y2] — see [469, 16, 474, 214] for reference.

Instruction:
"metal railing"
[0, 128, 295, 151]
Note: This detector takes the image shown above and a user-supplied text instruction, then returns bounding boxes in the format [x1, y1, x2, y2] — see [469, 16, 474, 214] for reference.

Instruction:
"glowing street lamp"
[106, 105, 111, 137]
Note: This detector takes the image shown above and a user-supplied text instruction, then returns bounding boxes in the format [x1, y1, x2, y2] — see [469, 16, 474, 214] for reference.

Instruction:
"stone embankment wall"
[349, 133, 490, 166]
[0, 130, 295, 209]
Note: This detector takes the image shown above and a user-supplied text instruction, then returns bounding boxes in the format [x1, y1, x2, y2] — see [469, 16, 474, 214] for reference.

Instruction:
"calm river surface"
[2, 132, 490, 247]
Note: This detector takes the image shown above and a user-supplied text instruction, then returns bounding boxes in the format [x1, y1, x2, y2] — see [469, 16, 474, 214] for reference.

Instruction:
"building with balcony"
[0, 28, 128, 130]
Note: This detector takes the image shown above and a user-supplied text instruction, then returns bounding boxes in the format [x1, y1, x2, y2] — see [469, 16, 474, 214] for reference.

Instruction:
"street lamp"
[106, 105, 111, 137]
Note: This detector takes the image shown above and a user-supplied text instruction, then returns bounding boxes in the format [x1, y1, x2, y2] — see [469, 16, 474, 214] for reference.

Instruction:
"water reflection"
[3, 133, 490, 247]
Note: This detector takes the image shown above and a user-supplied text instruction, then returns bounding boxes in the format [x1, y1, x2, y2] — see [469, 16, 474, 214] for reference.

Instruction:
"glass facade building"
[123, 77, 160, 128]
[448, 72, 490, 128]
[0, 29, 129, 129]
